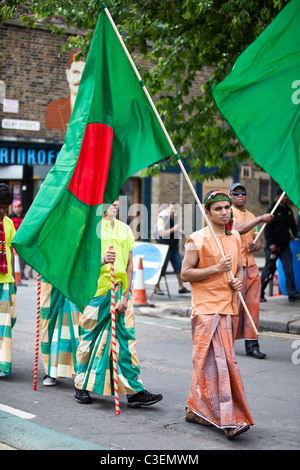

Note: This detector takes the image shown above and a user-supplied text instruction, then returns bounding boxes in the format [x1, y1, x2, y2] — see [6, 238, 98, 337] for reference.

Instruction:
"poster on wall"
[45, 51, 85, 130]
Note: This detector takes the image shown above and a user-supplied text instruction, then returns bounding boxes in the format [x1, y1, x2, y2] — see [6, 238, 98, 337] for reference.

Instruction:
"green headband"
[204, 191, 232, 209]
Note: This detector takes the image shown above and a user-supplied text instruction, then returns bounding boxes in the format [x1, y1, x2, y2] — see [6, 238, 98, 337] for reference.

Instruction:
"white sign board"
[3, 99, 19, 113]
[132, 242, 169, 285]
[2, 119, 40, 131]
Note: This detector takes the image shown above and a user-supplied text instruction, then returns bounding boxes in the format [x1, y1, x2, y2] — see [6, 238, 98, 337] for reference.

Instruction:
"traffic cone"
[13, 249, 23, 285]
[132, 256, 152, 306]
[273, 273, 281, 296]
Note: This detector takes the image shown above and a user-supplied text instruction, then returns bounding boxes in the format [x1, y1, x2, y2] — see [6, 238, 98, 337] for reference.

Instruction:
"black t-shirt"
[265, 203, 297, 247]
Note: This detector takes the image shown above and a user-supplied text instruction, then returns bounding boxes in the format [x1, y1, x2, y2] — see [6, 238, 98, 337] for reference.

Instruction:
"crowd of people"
[0, 180, 299, 441]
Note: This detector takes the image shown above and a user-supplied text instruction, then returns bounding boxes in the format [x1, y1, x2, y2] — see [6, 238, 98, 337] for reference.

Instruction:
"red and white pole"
[109, 245, 120, 415]
[33, 273, 41, 390]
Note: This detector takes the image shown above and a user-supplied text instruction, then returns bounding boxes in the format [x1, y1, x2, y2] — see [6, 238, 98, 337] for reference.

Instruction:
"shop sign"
[0, 146, 59, 165]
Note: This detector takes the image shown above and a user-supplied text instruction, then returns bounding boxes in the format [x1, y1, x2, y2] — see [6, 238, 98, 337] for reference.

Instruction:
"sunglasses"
[231, 190, 246, 196]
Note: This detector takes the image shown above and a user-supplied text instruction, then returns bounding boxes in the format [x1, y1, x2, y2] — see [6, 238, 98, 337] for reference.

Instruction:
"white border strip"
[0, 403, 36, 420]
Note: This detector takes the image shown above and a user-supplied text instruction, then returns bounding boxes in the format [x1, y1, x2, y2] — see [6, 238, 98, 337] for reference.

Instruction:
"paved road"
[0, 277, 300, 452]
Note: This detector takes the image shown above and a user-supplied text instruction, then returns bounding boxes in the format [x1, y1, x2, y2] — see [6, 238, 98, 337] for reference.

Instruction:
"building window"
[240, 165, 251, 179]
[259, 178, 269, 202]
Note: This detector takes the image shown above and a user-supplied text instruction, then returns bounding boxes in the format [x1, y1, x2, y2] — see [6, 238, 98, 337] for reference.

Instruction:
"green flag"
[12, 7, 173, 312]
[212, 0, 300, 208]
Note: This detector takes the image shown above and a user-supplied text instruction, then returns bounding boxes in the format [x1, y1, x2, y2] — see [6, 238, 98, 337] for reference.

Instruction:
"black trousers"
[261, 245, 297, 298]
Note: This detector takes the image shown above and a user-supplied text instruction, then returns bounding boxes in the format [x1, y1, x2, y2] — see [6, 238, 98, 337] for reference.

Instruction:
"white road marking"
[135, 319, 182, 330]
[0, 403, 35, 420]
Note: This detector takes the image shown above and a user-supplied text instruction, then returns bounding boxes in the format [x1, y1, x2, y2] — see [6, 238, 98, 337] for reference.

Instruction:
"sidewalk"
[133, 255, 300, 335]
[20, 263, 300, 335]
[22, 262, 300, 336]
[136, 286, 300, 336]
[0, 443, 16, 450]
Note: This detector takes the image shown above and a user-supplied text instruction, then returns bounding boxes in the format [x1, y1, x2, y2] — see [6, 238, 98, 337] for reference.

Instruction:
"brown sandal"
[224, 422, 250, 440]
[185, 407, 213, 427]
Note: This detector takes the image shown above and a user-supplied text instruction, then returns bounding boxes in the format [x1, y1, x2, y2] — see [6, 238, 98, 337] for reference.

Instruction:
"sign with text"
[2, 119, 40, 131]
[0, 146, 59, 166]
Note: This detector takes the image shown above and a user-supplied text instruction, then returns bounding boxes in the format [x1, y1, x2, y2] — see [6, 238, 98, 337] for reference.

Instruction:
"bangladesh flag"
[212, 0, 300, 209]
[12, 7, 173, 312]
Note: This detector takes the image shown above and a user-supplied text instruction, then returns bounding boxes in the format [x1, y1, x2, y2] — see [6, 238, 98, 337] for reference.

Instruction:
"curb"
[136, 294, 300, 336]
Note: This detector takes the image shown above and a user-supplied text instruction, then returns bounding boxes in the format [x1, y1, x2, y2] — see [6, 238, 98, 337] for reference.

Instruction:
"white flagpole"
[102, 4, 258, 336]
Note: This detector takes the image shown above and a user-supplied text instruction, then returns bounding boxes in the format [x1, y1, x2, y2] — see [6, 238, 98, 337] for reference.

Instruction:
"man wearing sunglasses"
[229, 183, 273, 359]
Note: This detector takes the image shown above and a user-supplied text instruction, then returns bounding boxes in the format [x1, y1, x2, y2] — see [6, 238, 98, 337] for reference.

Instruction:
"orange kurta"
[187, 227, 241, 316]
[232, 207, 256, 267]
[232, 207, 260, 339]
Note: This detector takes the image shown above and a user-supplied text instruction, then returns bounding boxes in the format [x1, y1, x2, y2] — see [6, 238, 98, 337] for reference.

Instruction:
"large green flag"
[212, 0, 300, 209]
[12, 7, 173, 312]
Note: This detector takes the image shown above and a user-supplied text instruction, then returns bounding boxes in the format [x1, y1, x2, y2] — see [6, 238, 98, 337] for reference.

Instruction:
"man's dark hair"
[204, 190, 218, 213]
[0, 183, 13, 205]
[204, 190, 216, 201]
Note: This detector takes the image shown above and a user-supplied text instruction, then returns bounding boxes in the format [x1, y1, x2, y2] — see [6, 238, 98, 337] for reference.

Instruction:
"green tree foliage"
[1, 0, 289, 180]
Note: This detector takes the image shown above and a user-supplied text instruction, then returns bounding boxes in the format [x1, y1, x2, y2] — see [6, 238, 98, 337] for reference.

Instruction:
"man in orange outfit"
[181, 190, 254, 440]
[229, 183, 273, 359]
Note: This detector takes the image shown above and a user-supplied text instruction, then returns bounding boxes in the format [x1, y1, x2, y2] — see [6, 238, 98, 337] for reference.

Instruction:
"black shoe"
[247, 349, 266, 359]
[21, 274, 28, 280]
[178, 287, 190, 294]
[289, 294, 300, 302]
[74, 386, 91, 404]
[260, 296, 267, 302]
[127, 389, 163, 408]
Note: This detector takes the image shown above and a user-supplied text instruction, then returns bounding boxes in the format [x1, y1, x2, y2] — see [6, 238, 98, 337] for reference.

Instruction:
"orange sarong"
[187, 313, 254, 429]
[232, 208, 260, 340]
[236, 265, 260, 340]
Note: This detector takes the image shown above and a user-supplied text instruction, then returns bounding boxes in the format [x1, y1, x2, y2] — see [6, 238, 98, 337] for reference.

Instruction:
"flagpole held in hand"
[33, 273, 41, 390]
[109, 245, 120, 416]
[253, 191, 286, 245]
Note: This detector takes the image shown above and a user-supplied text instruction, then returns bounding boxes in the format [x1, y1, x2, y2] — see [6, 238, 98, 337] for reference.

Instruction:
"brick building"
[1, 18, 297, 253]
